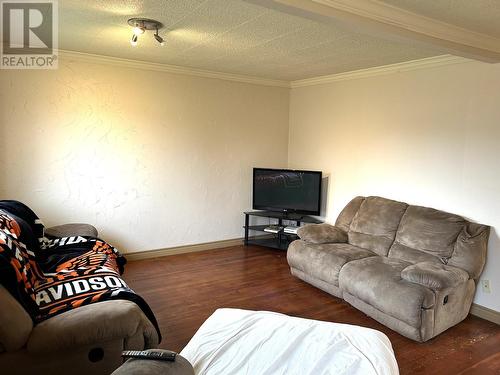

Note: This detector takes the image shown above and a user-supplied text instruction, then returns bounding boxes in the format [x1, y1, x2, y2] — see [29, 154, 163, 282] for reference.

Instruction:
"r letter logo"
[1, 0, 58, 69]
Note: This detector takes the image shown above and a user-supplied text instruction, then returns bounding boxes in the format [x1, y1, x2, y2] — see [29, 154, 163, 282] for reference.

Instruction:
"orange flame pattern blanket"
[0, 200, 160, 340]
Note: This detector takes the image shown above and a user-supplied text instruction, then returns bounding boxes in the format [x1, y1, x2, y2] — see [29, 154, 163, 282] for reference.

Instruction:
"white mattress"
[181, 308, 399, 375]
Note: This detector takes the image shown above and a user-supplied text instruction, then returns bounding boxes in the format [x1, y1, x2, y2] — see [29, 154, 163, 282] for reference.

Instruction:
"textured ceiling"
[58, 0, 446, 81]
[380, 0, 500, 39]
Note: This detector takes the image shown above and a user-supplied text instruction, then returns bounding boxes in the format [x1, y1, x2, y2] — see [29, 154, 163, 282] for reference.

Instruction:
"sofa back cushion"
[389, 205, 465, 262]
[348, 197, 408, 256]
[335, 196, 365, 232]
[386, 242, 442, 264]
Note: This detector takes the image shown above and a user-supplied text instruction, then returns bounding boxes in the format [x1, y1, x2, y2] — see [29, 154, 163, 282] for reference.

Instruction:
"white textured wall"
[0, 57, 289, 252]
[2, 54, 499, 312]
[288, 61, 500, 311]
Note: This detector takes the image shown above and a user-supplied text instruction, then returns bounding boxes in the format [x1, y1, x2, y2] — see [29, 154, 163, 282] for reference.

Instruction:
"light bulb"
[130, 34, 138, 46]
[133, 26, 145, 36]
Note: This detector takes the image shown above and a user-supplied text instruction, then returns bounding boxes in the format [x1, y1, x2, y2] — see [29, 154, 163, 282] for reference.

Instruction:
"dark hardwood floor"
[124, 245, 500, 375]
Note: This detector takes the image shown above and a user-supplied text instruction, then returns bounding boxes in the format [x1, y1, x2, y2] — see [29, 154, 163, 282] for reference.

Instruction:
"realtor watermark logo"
[1, 0, 58, 69]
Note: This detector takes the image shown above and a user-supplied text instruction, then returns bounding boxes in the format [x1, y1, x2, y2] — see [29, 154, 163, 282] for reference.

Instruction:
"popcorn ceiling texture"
[0, 58, 289, 252]
[58, 0, 441, 81]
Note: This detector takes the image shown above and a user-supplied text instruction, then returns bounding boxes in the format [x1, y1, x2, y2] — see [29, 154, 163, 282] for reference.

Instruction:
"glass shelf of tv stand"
[244, 224, 302, 233]
[243, 210, 322, 250]
[244, 210, 322, 223]
[246, 237, 292, 250]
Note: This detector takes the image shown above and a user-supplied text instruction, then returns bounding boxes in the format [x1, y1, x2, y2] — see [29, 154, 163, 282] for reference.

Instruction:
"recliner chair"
[0, 224, 159, 375]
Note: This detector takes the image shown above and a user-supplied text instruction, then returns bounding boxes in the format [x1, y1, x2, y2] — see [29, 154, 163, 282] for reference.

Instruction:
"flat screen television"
[253, 168, 322, 215]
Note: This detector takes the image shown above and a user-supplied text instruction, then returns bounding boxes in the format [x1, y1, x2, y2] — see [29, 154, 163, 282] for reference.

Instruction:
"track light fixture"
[154, 29, 164, 46]
[130, 34, 138, 46]
[127, 18, 165, 47]
[132, 26, 145, 36]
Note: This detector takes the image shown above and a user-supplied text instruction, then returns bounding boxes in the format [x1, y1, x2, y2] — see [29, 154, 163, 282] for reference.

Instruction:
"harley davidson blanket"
[0, 200, 161, 340]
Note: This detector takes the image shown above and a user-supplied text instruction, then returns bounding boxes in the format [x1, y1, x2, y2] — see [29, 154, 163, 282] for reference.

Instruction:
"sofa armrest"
[27, 300, 159, 353]
[296, 223, 347, 244]
[45, 223, 98, 238]
[401, 262, 469, 291]
[448, 223, 490, 280]
[111, 350, 195, 375]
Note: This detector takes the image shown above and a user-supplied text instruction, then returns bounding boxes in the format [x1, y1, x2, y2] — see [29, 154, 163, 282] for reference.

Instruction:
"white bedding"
[181, 308, 399, 375]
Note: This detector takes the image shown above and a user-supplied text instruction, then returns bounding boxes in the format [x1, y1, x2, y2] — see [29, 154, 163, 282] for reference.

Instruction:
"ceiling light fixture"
[132, 26, 145, 36]
[154, 28, 164, 46]
[130, 34, 138, 46]
[127, 18, 165, 47]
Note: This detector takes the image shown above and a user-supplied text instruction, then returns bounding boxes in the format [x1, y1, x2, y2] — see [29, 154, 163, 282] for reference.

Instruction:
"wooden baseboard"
[126, 241, 500, 326]
[470, 303, 500, 325]
[125, 234, 277, 261]
[125, 238, 244, 261]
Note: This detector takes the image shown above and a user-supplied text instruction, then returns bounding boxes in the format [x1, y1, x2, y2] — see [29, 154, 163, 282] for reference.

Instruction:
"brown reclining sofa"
[288, 196, 489, 342]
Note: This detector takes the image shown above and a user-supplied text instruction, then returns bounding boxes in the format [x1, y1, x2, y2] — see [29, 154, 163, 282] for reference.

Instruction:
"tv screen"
[253, 168, 322, 215]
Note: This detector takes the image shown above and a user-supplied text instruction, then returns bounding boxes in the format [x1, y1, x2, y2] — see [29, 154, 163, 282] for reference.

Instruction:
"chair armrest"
[401, 262, 469, 291]
[0, 286, 33, 352]
[45, 223, 98, 238]
[111, 350, 195, 375]
[296, 224, 347, 244]
[27, 300, 159, 353]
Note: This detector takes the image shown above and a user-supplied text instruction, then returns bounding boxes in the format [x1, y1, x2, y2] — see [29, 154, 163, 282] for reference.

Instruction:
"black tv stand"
[244, 210, 322, 250]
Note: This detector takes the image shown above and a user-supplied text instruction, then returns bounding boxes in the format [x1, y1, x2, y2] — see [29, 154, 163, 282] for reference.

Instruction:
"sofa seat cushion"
[339, 257, 435, 328]
[287, 241, 376, 287]
[27, 300, 159, 353]
[297, 224, 347, 244]
[401, 262, 469, 291]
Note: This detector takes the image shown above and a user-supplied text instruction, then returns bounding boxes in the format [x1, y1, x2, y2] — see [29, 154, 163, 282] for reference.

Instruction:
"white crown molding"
[290, 55, 471, 88]
[58, 50, 473, 89]
[314, 0, 500, 51]
[57, 50, 291, 88]
[250, 0, 500, 63]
